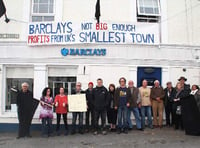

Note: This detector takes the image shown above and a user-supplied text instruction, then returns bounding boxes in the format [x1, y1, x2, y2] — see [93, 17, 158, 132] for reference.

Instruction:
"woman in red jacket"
[54, 87, 68, 136]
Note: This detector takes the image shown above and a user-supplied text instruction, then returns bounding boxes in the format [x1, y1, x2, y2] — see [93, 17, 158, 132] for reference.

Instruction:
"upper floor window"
[31, 0, 55, 22]
[137, 0, 161, 23]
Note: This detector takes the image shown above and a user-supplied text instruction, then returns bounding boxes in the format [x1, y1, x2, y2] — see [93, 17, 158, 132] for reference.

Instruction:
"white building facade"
[0, 0, 200, 124]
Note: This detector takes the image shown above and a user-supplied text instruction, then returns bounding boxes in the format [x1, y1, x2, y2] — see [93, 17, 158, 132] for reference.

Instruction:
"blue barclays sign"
[61, 48, 106, 56]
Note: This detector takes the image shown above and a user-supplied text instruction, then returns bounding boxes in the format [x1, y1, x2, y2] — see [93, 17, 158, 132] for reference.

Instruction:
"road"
[0, 127, 199, 148]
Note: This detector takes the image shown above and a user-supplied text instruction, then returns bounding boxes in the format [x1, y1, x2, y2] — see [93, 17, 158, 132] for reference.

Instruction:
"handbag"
[176, 105, 181, 115]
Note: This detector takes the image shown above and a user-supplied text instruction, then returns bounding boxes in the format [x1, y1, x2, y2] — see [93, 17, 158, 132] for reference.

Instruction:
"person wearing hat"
[181, 84, 200, 136]
[173, 77, 190, 132]
[85, 82, 95, 132]
[178, 76, 190, 97]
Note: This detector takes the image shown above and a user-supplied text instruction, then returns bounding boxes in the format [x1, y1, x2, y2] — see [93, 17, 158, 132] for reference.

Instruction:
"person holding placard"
[39, 87, 54, 137]
[71, 82, 85, 135]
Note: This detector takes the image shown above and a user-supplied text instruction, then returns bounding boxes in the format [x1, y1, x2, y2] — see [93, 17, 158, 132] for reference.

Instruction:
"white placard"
[68, 94, 87, 112]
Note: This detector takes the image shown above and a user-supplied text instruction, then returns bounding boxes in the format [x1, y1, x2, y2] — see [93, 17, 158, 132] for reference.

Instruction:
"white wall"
[169, 67, 200, 87]
[167, 0, 200, 45]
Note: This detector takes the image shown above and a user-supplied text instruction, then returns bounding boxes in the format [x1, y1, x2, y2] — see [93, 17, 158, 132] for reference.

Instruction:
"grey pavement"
[0, 127, 199, 148]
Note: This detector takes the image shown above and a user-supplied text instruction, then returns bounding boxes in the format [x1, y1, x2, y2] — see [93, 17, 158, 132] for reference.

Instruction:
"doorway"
[137, 67, 162, 87]
[48, 77, 76, 97]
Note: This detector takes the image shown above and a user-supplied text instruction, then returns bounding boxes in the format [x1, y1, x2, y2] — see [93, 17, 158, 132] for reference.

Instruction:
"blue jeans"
[72, 112, 83, 131]
[141, 106, 153, 128]
[127, 107, 142, 129]
[117, 106, 128, 129]
[41, 117, 53, 136]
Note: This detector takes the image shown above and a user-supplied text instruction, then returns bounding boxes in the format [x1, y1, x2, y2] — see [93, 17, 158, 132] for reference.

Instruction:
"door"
[48, 77, 76, 97]
[52, 81, 76, 98]
[137, 67, 162, 87]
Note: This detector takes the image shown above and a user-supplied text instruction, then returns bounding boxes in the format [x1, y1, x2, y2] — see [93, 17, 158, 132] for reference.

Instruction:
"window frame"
[2, 66, 34, 113]
[31, 0, 55, 22]
[137, 0, 161, 17]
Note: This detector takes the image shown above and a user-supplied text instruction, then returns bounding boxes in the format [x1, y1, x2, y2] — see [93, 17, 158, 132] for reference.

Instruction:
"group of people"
[16, 76, 200, 139]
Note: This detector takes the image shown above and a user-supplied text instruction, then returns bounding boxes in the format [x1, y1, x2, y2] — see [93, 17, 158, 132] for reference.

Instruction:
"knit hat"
[88, 82, 93, 86]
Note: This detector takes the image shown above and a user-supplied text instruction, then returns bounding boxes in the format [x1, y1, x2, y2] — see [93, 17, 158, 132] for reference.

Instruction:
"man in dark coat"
[127, 80, 142, 130]
[164, 82, 176, 127]
[178, 76, 191, 97]
[181, 85, 200, 136]
[85, 82, 95, 132]
[93, 78, 109, 135]
[16, 82, 34, 139]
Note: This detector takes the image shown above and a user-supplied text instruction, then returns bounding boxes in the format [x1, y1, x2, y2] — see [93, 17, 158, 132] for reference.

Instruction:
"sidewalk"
[0, 127, 199, 148]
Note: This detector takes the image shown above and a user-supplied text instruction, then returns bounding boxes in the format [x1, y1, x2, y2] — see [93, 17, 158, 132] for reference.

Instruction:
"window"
[31, 0, 55, 22]
[137, 0, 161, 23]
[6, 67, 34, 111]
[48, 77, 76, 96]
[48, 66, 78, 96]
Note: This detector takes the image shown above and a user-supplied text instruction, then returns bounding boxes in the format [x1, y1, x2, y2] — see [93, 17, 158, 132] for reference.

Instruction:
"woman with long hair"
[39, 87, 54, 137]
[107, 84, 117, 131]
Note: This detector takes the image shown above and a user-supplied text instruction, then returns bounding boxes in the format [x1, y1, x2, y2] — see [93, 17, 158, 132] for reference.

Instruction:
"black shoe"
[26, 135, 32, 138]
[48, 134, 54, 137]
[123, 129, 128, 134]
[85, 129, 89, 133]
[137, 128, 144, 131]
[64, 130, 68, 136]
[42, 134, 48, 138]
[56, 131, 61, 136]
[16, 136, 24, 139]
[71, 130, 76, 135]
[112, 128, 117, 132]
[117, 129, 121, 134]
[79, 130, 84, 134]
[128, 128, 133, 131]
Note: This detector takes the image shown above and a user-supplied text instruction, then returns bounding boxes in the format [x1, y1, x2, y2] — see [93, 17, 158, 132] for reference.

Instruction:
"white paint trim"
[21, 0, 31, 41]
[0, 65, 3, 116]
[130, 0, 137, 22]
[160, 0, 168, 44]
[1, 65, 6, 115]
[55, 0, 63, 22]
